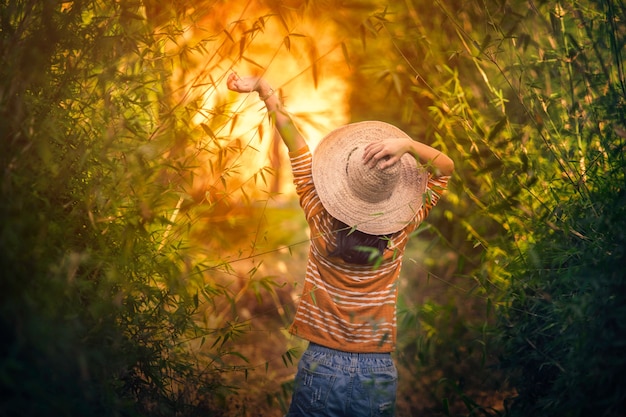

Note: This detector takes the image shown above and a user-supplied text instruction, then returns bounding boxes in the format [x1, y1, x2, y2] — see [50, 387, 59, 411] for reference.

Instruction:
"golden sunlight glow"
[169, 1, 352, 201]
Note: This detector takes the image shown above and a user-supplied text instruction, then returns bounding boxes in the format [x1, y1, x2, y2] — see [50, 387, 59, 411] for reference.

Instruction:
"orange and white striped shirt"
[288, 146, 449, 353]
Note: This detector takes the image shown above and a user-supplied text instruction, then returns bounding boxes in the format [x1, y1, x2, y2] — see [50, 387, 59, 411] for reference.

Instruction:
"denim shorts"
[285, 343, 398, 417]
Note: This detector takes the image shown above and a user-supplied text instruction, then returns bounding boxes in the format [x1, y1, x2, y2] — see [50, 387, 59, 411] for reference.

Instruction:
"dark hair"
[329, 219, 390, 265]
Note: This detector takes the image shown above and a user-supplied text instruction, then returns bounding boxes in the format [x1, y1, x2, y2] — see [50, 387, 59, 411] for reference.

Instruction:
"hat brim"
[312, 121, 428, 235]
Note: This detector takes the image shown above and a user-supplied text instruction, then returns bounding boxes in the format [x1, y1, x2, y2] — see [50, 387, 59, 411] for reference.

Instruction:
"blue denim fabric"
[286, 343, 398, 417]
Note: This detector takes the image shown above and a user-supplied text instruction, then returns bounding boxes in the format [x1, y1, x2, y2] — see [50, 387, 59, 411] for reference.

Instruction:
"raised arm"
[362, 137, 454, 177]
[226, 73, 306, 152]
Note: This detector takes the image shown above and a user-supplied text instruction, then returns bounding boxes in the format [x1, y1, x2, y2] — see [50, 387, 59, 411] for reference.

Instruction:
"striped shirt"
[288, 146, 449, 353]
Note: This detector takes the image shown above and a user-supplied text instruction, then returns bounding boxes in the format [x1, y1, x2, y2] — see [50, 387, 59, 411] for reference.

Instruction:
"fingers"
[362, 142, 384, 165]
[363, 142, 394, 168]
[226, 72, 257, 93]
[362, 140, 405, 169]
[378, 154, 401, 169]
[226, 72, 240, 91]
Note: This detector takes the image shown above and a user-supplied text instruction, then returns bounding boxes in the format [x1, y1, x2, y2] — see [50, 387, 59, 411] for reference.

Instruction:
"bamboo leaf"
[341, 42, 351, 69]
[241, 55, 265, 69]
[308, 40, 319, 88]
[201, 123, 217, 141]
[239, 34, 246, 57]
[277, 13, 289, 32]
[478, 33, 492, 54]
[359, 23, 367, 50]
[487, 116, 507, 142]
[223, 29, 234, 43]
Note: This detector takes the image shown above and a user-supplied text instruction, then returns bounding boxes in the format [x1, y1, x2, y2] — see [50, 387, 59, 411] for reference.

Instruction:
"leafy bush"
[494, 1, 626, 414]
[409, 0, 626, 415]
[501, 180, 626, 417]
[344, 1, 626, 415]
[4, 0, 624, 416]
[0, 1, 232, 415]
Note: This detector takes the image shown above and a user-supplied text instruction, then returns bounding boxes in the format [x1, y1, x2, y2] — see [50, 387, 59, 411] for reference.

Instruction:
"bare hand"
[362, 138, 411, 169]
[226, 73, 261, 94]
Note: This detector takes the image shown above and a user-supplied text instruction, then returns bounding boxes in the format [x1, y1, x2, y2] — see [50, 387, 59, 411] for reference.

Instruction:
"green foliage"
[1, 0, 331, 414]
[344, 0, 626, 415]
[365, 0, 626, 415]
[0, 1, 250, 415]
[3, 0, 625, 415]
[490, 2, 626, 415]
[501, 185, 626, 417]
[343, 0, 518, 413]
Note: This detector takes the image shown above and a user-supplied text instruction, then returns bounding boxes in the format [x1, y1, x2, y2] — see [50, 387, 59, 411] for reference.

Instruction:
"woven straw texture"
[312, 121, 428, 235]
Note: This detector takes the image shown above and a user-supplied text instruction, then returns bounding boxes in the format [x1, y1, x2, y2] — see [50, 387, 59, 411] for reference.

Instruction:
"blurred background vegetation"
[1, 0, 624, 416]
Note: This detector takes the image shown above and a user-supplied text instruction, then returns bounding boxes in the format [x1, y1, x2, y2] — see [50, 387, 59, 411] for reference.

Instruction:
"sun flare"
[165, 1, 352, 202]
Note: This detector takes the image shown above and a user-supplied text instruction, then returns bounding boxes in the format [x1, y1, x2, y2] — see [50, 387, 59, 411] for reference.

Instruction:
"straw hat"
[312, 121, 428, 235]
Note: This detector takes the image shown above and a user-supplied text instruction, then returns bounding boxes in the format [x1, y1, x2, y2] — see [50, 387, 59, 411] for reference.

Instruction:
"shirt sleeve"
[416, 174, 450, 224]
[422, 173, 450, 219]
[403, 173, 450, 234]
[289, 146, 325, 221]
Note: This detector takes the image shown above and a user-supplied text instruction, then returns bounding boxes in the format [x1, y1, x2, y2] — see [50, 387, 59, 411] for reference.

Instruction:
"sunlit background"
[176, 1, 352, 199]
[3, 1, 625, 416]
[164, 3, 355, 412]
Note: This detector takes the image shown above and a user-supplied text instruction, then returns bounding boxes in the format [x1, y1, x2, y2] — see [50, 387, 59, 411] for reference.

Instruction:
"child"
[227, 73, 454, 417]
